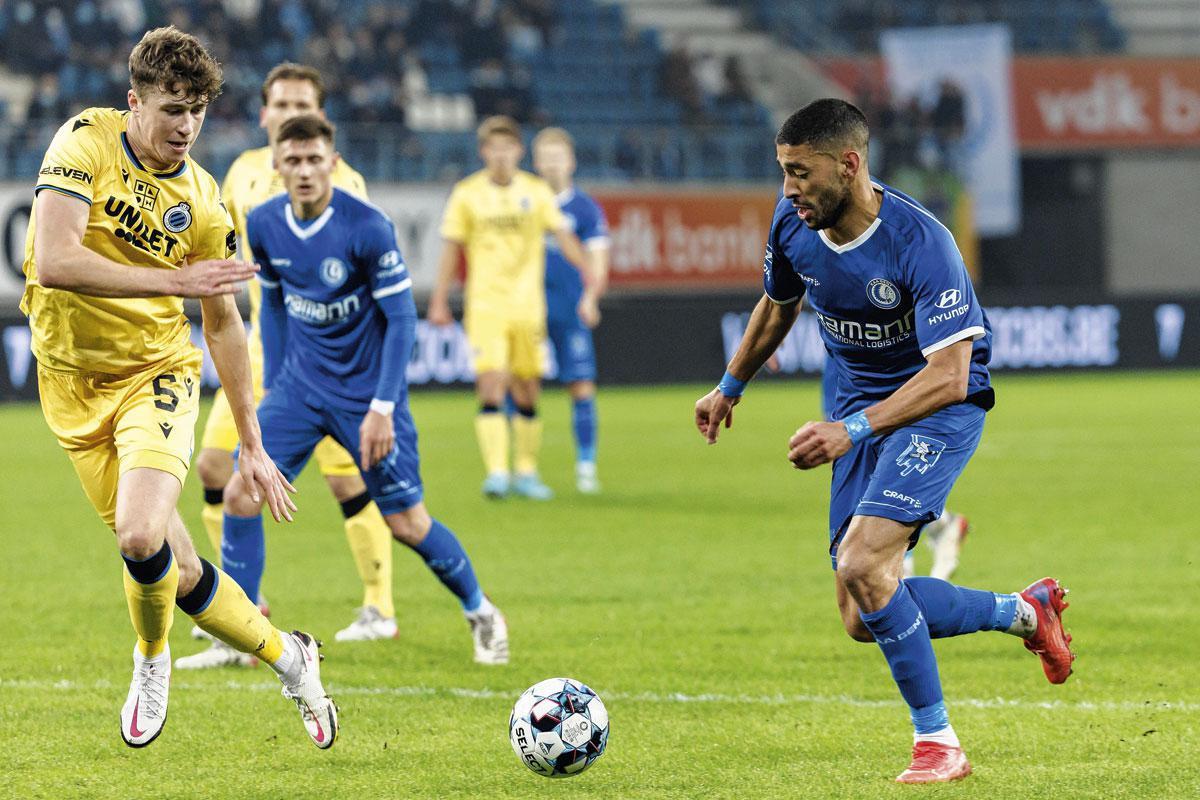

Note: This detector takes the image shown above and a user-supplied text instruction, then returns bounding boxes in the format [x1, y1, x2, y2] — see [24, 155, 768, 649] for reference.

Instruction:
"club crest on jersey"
[320, 257, 348, 288]
[867, 278, 900, 309]
[163, 201, 193, 233]
[896, 434, 946, 476]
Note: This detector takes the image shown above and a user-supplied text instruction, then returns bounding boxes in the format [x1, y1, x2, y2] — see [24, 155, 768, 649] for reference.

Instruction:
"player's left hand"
[238, 442, 298, 522]
[360, 410, 395, 471]
[577, 293, 601, 328]
[787, 420, 852, 469]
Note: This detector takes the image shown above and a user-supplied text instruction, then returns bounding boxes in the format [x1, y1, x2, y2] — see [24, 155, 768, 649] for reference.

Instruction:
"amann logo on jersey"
[815, 308, 915, 349]
[284, 291, 360, 325]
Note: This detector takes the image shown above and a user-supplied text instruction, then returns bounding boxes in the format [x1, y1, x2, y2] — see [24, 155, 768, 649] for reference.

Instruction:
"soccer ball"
[509, 677, 609, 778]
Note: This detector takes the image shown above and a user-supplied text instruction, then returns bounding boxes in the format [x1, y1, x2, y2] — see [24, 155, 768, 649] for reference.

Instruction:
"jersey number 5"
[153, 373, 179, 413]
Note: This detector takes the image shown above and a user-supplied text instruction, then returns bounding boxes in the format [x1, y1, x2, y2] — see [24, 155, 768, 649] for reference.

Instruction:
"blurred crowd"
[1, 0, 561, 126]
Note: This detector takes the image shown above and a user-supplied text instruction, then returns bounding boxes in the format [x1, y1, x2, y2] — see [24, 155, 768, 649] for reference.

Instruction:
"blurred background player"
[225, 115, 509, 665]
[185, 64, 397, 671]
[531, 127, 608, 494]
[428, 116, 595, 500]
[20, 26, 335, 749]
[822, 355, 969, 580]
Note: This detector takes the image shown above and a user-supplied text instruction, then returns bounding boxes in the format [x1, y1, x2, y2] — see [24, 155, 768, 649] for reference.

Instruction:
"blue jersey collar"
[120, 133, 188, 179]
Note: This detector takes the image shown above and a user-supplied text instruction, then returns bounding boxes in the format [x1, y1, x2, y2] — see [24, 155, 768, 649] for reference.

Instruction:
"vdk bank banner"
[880, 24, 1021, 237]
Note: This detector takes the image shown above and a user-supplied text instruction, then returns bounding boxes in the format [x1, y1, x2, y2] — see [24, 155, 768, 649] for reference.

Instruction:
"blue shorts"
[547, 313, 596, 384]
[827, 402, 985, 570]
[254, 379, 423, 515]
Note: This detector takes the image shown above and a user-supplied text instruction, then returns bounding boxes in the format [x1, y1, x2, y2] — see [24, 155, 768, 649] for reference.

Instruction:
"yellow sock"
[344, 502, 395, 618]
[201, 502, 224, 564]
[512, 414, 543, 475]
[190, 566, 285, 664]
[123, 554, 179, 658]
[475, 412, 510, 475]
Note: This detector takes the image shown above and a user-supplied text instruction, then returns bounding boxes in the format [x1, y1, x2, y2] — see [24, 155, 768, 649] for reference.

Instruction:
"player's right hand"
[695, 387, 738, 445]
[426, 297, 454, 326]
[174, 258, 259, 298]
[237, 441, 298, 523]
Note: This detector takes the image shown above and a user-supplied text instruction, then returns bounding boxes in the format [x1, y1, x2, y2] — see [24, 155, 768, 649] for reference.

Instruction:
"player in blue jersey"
[821, 354, 969, 581]
[532, 128, 609, 493]
[695, 100, 1075, 784]
[221, 115, 509, 665]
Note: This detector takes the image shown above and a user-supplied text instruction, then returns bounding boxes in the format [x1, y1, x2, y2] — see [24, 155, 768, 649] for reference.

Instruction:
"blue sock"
[572, 397, 596, 463]
[221, 514, 265, 602]
[859, 582, 945, 729]
[413, 519, 484, 611]
[905, 577, 1015, 638]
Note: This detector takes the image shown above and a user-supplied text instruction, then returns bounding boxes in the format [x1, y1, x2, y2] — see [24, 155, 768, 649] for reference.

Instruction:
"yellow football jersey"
[220, 146, 367, 339]
[21, 107, 235, 375]
[440, 169, 566, 320]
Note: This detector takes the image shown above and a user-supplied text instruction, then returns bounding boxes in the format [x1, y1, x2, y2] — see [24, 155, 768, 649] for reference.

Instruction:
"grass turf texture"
[1, 371, 1198, 799]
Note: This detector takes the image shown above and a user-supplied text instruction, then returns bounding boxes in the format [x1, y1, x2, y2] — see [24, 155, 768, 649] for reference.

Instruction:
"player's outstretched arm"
[695, 294, 802, 444]
[200, 294, 297, 521]
[554, 227, 603, 325]
[427, 238, 463, 326]
[576, 240, 609, 328]
[34, 191, 257, 298]
[787, 339, 973, 470]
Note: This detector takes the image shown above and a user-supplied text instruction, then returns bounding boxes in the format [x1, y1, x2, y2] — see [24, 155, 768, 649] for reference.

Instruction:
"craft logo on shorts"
[163, 201, 192, 233]
[867, 278, 900, 309]
[762, 244, 773, 274]
[896, 434, 946, 476]
[320, 257, 348, 288]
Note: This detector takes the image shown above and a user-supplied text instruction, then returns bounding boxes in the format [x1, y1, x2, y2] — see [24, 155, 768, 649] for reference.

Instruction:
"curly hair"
[128, 26, 223, 103]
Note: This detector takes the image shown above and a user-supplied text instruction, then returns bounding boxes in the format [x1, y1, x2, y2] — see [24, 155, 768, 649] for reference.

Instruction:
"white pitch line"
[2, 678, 1197, 713]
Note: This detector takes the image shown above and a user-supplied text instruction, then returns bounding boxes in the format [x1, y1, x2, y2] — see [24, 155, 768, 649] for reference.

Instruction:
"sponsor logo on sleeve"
[935, 289, 962, 309]
[39, 165, 94, 184]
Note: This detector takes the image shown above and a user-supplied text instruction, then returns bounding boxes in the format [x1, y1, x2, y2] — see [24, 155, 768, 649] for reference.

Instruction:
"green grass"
[2, 372, 1199, 798]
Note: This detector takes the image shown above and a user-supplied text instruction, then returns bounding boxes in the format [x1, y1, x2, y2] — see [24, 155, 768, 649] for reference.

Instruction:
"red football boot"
[895, 741, 972, 784]
[1020, 577, 1075, 684]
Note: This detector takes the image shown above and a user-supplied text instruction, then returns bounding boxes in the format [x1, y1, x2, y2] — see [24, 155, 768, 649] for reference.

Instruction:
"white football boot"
[277, 631, 339, 749]
[120, 644, 171, 748]
[175, 639, 256, 670]
[467, 602, 509, 665]
[576, 461, 601, 494]
[334, 606, 399, 642]
[927, 512, 970, 581]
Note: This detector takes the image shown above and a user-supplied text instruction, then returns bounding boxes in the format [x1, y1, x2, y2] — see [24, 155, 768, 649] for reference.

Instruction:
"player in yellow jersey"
[429, 116, 595, 500]
[21, 27, 337, 749]
[184, 65, 398, 670]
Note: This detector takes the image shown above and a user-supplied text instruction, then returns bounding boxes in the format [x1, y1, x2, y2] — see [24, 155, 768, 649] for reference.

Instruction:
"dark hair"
[128, 26, 223, 102]
[477, 115, 522, 145]
[277, 114, 336, 146]
[775, 98, 869, 153]
[261, 63, 326, 108]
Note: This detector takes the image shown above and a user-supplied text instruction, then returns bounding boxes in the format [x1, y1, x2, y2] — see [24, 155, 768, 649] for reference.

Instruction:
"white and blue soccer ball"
[509, 677, 609, 778]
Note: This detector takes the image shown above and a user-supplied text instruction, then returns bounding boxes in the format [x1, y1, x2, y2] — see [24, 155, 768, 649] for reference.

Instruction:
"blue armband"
[718, 370, 748, 398]
[842, 410, 874, 444]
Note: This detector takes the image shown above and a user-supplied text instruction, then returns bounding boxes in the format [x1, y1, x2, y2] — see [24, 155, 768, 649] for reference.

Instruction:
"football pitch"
[2, 372, 1198, 799]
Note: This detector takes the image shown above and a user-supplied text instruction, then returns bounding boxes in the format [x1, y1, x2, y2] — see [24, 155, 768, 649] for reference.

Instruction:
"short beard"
[813, 182, 851, 231]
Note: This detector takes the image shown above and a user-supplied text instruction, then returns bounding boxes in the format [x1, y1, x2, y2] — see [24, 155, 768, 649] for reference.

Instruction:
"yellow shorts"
[465, 313, 547, 379]
[200, 384, 359, 478]
[38, 348, 202, 529]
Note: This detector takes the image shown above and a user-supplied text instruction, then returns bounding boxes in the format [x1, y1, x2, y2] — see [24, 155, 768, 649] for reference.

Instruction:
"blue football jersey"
[764, 182, 993, 418]
[247, 188, 412, 410]
[545, 188, 608, 322]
